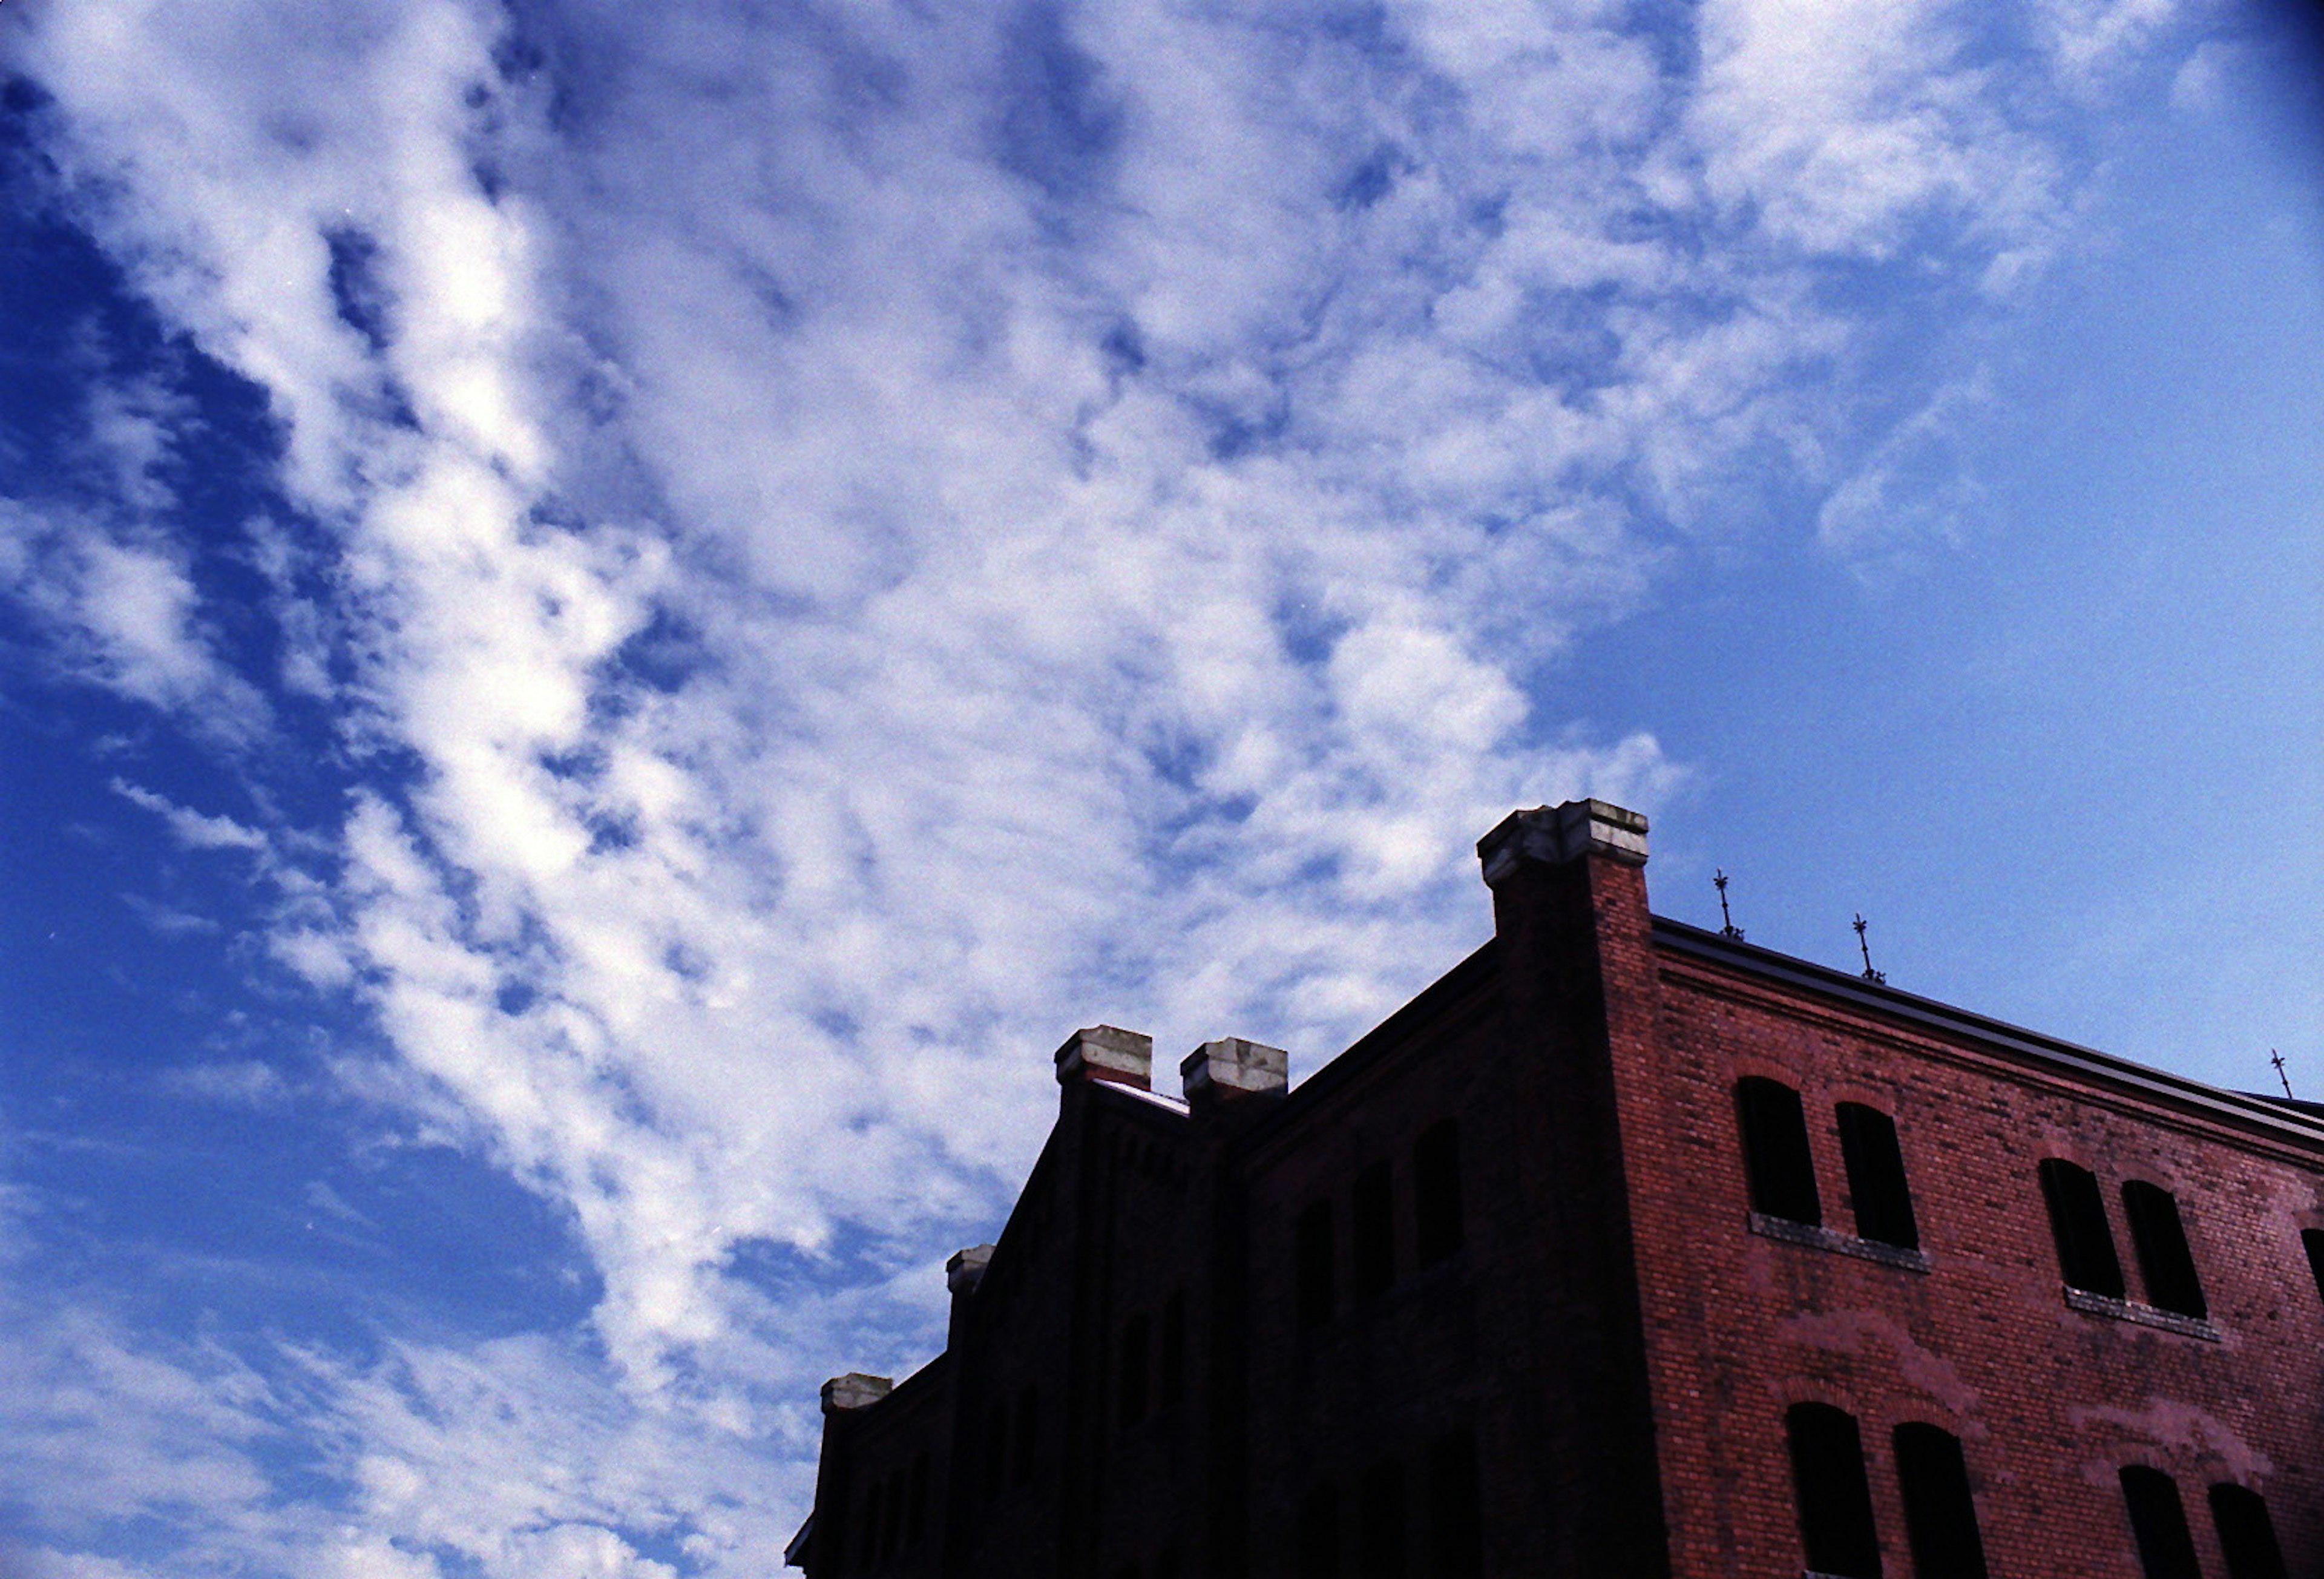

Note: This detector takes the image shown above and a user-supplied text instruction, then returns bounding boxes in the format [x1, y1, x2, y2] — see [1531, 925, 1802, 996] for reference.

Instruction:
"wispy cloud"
[0, 0, 2216, 1568]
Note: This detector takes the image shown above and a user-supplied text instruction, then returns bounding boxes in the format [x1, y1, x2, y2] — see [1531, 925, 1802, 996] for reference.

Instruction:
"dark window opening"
[2119, 1466, 2200, 1579]
[1738, 1077, 1822, 1225]
[881, 1469, 903, 1561]
[1299, 1483, 1341, 1579]
[907, 1453, 930, 1548]
[2209, 1485, 2288, 1579]
[822, 1483, 849, 1574]
[1014, 1387, 1039, 1485]
[1120, 1314, 1151, 1428]
[1414, 1120, 1465, 1267]
[2302, 1228, 2324, 1305]
[1426, 1429, 1483, 1579]
[1296, 1201, 1336, 1330]
[862, 1480, 884, 1568]
[2038, 1159, 2125, 1299]
[985, 1403, 1009, 1501]
[1787, 1402, 1882, 1577]
[1160, 1290, 1187, 1407]
[1892, 1423, 1984, 1579]
[1353, 1160, 1395, 1302]
[2122, 1181, 2207, 1318]
[1359, 1458, 1407, 1579]
[1838, 1103, 1920, 1250]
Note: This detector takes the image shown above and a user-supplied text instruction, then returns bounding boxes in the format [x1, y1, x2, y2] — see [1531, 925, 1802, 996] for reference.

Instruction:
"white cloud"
[0, 503, 271, 743]
[0, 1282, 799, 1579]
[0, 0, 2216, 1567]
[111, 780, 271, 854]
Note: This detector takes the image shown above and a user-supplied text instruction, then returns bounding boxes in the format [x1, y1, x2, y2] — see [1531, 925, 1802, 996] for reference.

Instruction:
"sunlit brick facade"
[789, 801, 2324, 1578]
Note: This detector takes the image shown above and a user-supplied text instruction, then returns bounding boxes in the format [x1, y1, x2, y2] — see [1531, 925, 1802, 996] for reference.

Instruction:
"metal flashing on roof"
[1653, 916, 2324, 1151]
[1105, 1082, 1190, 1116]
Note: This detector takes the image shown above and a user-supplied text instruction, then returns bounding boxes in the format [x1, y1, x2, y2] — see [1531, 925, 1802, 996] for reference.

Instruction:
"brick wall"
[1623, 922, 2324, 1578]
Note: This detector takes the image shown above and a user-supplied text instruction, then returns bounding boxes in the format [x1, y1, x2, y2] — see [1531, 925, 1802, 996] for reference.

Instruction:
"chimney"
[947, 1243, 995, 1296]
[1054, 1025, 1154, 1089]
[1180, 1037, 1289, 1110]
[820, 1373, 893, 1414]
[1476, 798, 1647, 886]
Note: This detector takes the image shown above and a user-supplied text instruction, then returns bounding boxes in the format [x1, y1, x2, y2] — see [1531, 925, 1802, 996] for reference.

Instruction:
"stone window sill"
[1749, 1213, 1932, 1273]
[2062, 1286, 2220, 1341]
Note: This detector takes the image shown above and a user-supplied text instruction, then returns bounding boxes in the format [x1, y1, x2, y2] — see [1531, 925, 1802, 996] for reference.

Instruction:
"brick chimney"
[1180, 1037, 1289, 1111]
[1054, 1025, 1154, 1089]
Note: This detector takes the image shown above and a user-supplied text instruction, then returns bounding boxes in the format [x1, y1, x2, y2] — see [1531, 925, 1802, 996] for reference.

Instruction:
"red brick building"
[788, 801, 2324, 1578]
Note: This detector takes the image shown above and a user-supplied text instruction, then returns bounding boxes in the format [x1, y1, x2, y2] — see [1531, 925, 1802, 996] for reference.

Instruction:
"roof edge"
[1652, 916, 2324, 1150]
[1241, 937, 1502, 1147]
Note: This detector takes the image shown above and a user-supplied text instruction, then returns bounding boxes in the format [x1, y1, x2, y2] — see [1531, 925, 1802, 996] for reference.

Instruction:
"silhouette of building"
[787, 800, 2324, 1578]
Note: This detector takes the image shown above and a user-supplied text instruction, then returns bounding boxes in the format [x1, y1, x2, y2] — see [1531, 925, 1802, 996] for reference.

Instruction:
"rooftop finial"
[2272, 1048, 2294, 1100]
[1853, 913, 1885, 985]
[1714, 869, 1744, 940]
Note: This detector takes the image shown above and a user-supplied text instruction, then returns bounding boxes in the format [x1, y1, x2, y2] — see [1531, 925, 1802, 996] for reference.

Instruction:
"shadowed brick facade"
[789, 801, 2324, 1578]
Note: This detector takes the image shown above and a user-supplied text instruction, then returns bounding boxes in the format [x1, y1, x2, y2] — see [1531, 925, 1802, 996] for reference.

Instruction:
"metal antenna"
[1853, 913, 1886, 985]
[1714, 869, 1744, 940]
[2272, 1048, 2294, 1100]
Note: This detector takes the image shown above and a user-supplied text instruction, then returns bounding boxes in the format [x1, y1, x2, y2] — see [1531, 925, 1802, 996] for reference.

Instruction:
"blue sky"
[0, 0, 2317, 1574]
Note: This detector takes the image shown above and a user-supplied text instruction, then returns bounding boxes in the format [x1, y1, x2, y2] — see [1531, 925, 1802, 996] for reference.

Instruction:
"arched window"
[1357, 1459, 1407, 1579]
[1353, 1160, 1395, 1301]
[1738, 1078, 1822, 1226]
[2121, 1181, 2206, 1318]
[880, 1468, 903, 1560]
[1119, 1315, 1151, 1428]
[1296, 1201, 1336, 1330]
[1298, 1482, 1341, 1579]
[984, 1402, 1009, 1501]
[2208, 1485, 2288, 1579]
[2119, 1466, 2200, 1579]
[861, 1478, 884, 1568]
[1013, 1386, 1039, 1484]
[2038, 1160, 2124, 1298]
[1837, 1103, 1920, 1249]
[1425, 1429, 1482, 1579]
[906, 1453, 930, 1548]
[1414, 1120, 1464, 1266]
[1786, 1402, 1881, 1577]
[1159, 1290, 1187, 1407]
[1892, 1423, 1984, 1578]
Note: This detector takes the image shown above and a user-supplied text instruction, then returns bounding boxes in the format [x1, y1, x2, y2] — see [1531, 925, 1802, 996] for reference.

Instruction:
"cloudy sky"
[0, 0, 2317, 1572]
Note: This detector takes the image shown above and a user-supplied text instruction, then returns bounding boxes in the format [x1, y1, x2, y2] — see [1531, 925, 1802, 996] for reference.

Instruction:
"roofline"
[1239, 938, 1502, 1151]
[1652, 916, 2324, 1151]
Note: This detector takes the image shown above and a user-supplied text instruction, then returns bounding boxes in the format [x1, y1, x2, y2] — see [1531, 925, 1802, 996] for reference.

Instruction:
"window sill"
[2061, 1286, 2219, 1341]
[1749, 1213, 1931, 1273]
